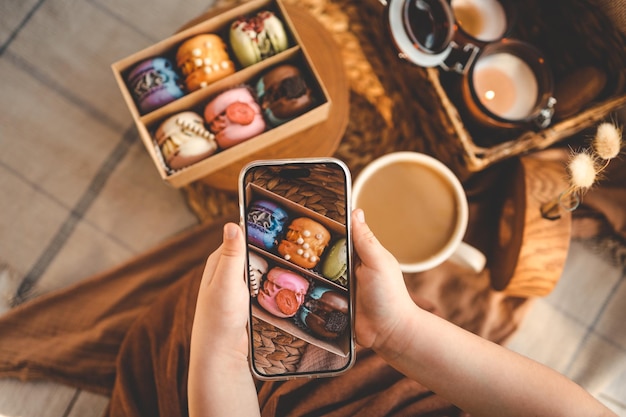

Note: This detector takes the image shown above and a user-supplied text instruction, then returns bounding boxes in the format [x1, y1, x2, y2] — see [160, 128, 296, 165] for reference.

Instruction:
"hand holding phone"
[239, 158, 354, 380]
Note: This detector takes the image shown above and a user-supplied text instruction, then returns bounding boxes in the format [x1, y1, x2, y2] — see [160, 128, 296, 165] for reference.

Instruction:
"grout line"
[0, 0, 47, 56]
[3, 49, 126, 132]
[85, 0, 160, 43]
[13, 125, 138, 305]
[563, 273, 626, 374]
[0, 160, 138, 254]
[61, 389, 82, 417]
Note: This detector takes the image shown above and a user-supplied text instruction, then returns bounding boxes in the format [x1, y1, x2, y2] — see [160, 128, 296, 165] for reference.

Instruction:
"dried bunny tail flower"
[593, 122, 622, 160]
[567, 151, 597, 190]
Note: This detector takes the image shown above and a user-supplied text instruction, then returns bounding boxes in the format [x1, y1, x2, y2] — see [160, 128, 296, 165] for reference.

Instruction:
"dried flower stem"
[540, 185, 581, 220]
[541, 121, 622, 220]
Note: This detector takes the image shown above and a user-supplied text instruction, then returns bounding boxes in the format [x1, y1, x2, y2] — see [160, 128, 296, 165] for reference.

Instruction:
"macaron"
[204, 86, 266, 148]
[154, 111, 218, 170]
[246, 200, 289, 250]
[176, 34, 236, 91]
[321, 238, 348, 286]
[278, 217, 331, 269]
[127, 57, 185, 114]
[299, 285, 349, 339]
[257, 267, 309, 318]
[229, 10, 289, 68]
[248, 251, 269, 297]
[256, 64, 315, 127]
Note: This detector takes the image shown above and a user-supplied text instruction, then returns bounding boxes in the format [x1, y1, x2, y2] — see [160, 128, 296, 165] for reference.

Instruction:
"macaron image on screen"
[242, 161, 353, 378]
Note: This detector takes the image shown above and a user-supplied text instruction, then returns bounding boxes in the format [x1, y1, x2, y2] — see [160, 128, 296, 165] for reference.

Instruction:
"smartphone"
[239, 157, 355, 380]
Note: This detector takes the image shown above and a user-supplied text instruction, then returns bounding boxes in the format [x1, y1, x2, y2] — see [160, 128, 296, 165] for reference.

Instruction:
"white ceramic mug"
[352, 152, 485, 273]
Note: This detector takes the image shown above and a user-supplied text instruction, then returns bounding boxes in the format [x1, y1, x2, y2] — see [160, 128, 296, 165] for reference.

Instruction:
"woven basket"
[354, 0, 626, 176]
[251, 317, 308, 375]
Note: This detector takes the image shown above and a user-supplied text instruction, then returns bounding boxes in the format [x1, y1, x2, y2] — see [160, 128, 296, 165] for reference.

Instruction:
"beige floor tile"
[0, 58, 121, 208]
[92, 0, 216, 41]
[565, 333, 626, 404]
[598, 369, 626, 416]
[595, 278, 626, 350]
[66, 390, 110, 417]
[0, 379, 76, 417]
[0, 0, 40, 45]
[84, 140, 199, 254]
[0, 165, 68, 276]
[5, 0, 152, 130]
[544, 240, 623, 326]
[29, 218, 133, 299]
[506, 298, 588, 374]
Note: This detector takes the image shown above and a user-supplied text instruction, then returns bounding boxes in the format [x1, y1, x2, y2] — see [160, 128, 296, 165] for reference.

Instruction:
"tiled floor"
[1, 0, 210, 414]
[1, 0, 626, 416]
[507, 240, 626, 415]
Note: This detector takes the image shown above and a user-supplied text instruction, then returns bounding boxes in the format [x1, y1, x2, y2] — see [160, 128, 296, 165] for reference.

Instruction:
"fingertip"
[352, 209, 373, 238]
[351, 209, 395, 266]
[353, 208, 365, 224]
[223, 222, 240, 241]
[219, 222, 246, 259]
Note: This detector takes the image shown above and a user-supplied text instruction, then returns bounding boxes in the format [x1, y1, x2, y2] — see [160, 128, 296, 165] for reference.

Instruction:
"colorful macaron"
[257, 267, 309, 318]
[229, 10, 289, 68]
[204, 86, 266, 148]
[154, 111, 218, 170]
[176, 34, 236, 91]
[321, 238, 348, 286]
[247, 251, 269, 297]
[256, 64, 315, 127]
[299, 285, 349, 339]
[127, 57, 185, 114]
[278, 217, 331, 269]
[246, 200, 289, 250]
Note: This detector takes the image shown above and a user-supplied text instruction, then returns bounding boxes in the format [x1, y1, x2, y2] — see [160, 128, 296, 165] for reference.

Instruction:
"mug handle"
[448, 242, 486, 273]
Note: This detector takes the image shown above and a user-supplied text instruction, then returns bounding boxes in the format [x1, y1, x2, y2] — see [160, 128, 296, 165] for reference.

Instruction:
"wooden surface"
[490, 150, 572, 297]
[199, 5, 349, 191]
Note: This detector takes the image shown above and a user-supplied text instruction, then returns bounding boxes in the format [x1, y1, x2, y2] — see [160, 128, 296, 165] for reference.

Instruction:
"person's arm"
[188, 223, 260, 417]
[351, 209, 616, 417]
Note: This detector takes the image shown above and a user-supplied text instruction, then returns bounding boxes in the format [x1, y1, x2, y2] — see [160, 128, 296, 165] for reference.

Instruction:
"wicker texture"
[243, 164, 346, 223]
[251, 317, 307, 375]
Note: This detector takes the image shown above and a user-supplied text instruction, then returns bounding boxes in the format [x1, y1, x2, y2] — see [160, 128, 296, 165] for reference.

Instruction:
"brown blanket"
[0, 160, 530, 417]
[0, 152, 624, 416]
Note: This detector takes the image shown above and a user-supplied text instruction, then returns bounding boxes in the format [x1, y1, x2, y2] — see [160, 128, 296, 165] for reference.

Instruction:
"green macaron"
[321, 238, 348, 286]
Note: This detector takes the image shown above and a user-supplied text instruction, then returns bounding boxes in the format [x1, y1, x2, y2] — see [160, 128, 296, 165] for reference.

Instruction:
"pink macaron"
[257, 267, 309, 318]
[204, 87, 266, 149]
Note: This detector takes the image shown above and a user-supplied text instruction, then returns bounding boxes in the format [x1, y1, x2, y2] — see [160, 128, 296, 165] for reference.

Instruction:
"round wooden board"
[198, 5, 349, 192]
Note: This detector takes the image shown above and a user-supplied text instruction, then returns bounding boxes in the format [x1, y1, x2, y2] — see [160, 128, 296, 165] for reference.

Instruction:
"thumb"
[351, 209, 397, 270]
[210, 223, 247, 292]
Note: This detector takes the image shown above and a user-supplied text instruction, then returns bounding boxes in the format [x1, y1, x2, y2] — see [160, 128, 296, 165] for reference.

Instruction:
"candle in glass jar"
[472, 52, 538, 120]
[451, 0, 506, 42]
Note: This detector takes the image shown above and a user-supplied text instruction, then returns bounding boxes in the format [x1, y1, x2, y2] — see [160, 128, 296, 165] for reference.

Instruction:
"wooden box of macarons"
[111, 0, 329, 187]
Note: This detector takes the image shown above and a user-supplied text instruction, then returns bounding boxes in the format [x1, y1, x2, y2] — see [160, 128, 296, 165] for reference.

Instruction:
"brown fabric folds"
[102, 250, 466, 417]
[0, 217, 234, 396]
[0, 162, 534, 417]
[1, 155, 621, 417]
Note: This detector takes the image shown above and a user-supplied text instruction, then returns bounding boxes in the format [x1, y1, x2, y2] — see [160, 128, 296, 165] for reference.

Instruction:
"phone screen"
[239, 158, 354, 380]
